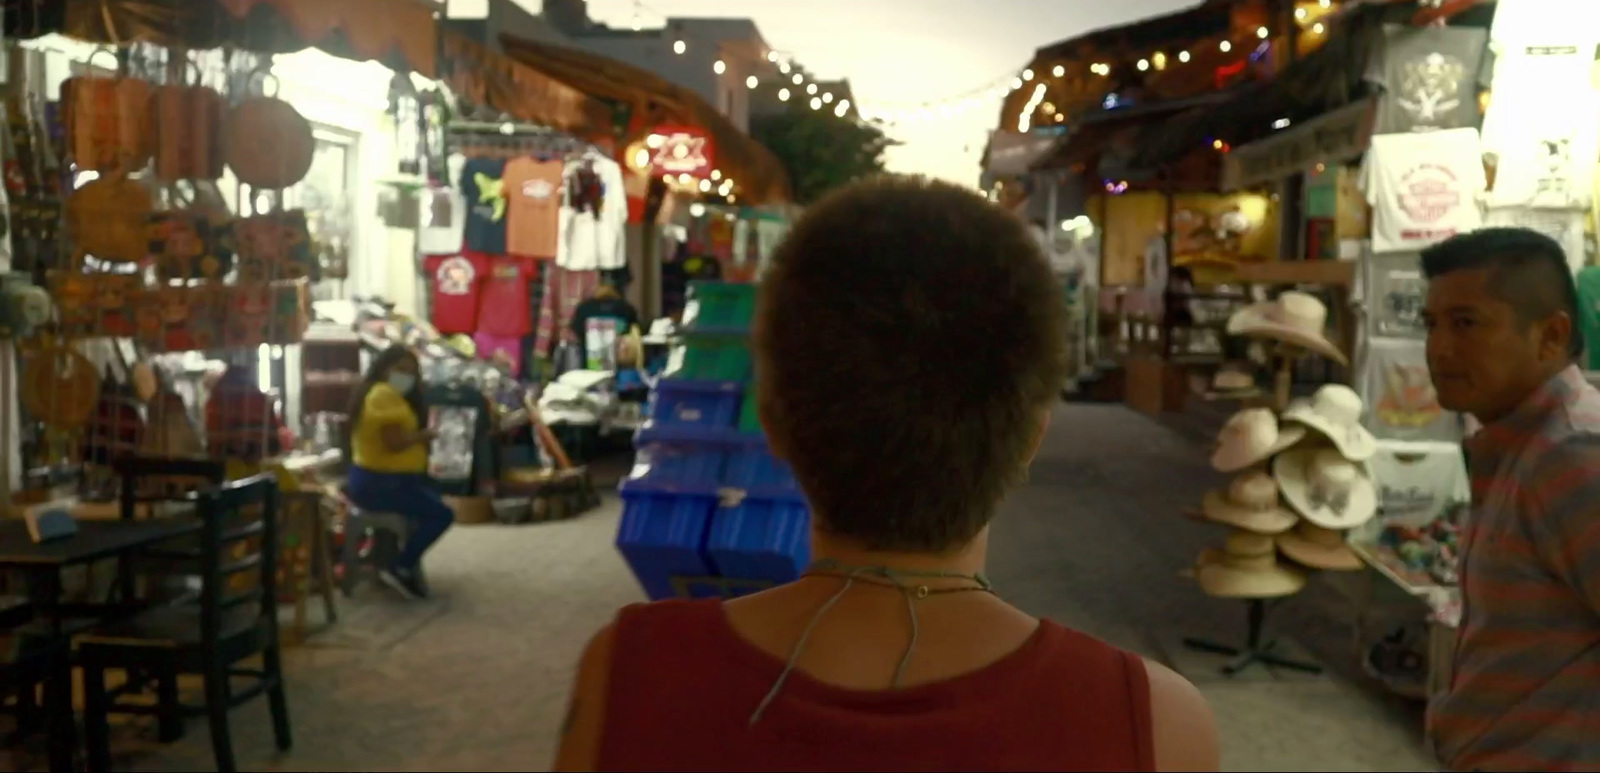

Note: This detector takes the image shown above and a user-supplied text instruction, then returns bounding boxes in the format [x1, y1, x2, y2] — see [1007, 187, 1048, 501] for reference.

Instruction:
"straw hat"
[1211, 407, 1307, 473]
[1277, 521, 1363, 571]
[1273, 448, 1378, 530]
[1282, 384, 1377, 462]
[1200, 470, 1299, 534]
[1196, 530, 1308, 599]
[1227, 291, 1348, 365]
[1209, 369, 1259, 397]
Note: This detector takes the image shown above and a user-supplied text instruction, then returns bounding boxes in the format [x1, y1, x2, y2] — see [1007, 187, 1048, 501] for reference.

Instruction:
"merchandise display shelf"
[615, 282, 810, 600]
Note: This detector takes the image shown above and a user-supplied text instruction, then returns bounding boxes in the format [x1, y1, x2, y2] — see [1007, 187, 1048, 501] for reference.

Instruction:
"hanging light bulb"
[806, 83, 818, 95]
[1179, 50, 1191, 63]
[1256, 26, 1269, 39]
[839, 99, 851, 111]
[1295, 7, 1307, 20]
[1052, 64, 1065, 77]
[746, 75, 758, 89]
[792, 73, 803, 85]
[822, 92, 834, 104]
[778, 87, 790, 101]
[779, 61, 791, 74]
[713, 60, 726, 74]
[810, 96, 822, 109]
[673, 40, 686, 54]
[1220, 40, 1233, 52]
[1011, 77, 1023, 89]
[1022, 68, 1034, 81]
[834, 103, 848, 117]
[1313, 22, 1326, 34]
[1152, 52, 1167, 70]
[1137, 58, 1150, 71]
[699, 179, 712, 193]
[767, 51, 779, 62]
[711, 169, 723, 181]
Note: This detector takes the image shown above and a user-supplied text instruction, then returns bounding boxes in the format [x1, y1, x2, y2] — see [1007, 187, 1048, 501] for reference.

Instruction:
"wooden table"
[0, 517, 201, 773]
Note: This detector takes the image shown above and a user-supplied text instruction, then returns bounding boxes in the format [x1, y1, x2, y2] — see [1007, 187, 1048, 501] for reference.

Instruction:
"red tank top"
[597, 599, 1155, 772]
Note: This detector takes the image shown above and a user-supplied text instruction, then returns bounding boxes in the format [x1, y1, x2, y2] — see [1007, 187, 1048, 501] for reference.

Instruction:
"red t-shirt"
[477, 255, 540, 337]
[424, 253, 489, 334]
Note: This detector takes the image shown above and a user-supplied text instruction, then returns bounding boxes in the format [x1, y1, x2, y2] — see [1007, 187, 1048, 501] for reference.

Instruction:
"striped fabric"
[1428, 365, 1600, 771]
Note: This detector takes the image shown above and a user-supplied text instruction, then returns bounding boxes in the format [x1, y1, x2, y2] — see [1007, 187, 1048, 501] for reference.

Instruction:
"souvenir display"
[1363, 252, 1426, 339]
[1200, 470, 1298, 535]
[65, 172, 152, 263]
[1274, 448, 1380, 531]
[1276, 521, 1363, 572]
[1365, 24, 1491, 135]
[1360, 128, 1487, 254]
[1211, 407, 1306, 473]
[1226, 290, 1348, 364]
[152, 60, 225, 182]
[1367, 440, 1470, 529]
[1360, 338, 1458, 442]
[225, 73, 315, 190]
[1282, 384, 1379, 462]
[60, 49, 152, 173]
[1195, 531, 1307, 599]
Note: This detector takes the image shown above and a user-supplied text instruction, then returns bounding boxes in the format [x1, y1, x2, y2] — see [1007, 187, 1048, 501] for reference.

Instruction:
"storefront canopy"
[498, 34, 793, 205]
[7, 0, 438, 76]
[1034, 92, 1234, 176]
[439, 32, 613, 137]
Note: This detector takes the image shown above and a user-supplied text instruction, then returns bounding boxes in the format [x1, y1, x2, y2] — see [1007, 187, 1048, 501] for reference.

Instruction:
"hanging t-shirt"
[459, 157, 509, 255]
[1364, 252, 1427, 340]
[1492, 0, 1600, 50]
[419, 154, 468, 255]
[476, 255, 539, 338]
[423, 252, 489, 334]
[1368, 440, 1470, 529]
[1485, 207, 1588, 274]
[1361, 337, 1461, 443]
[1575, 266, 1600, 369]
[557, 154, 628, 271]
[1482, 47, 1600, 210]
[504, 156, 565, 259]
[1366, 25, 1492, 134]
[1360, 129, 1486, 254]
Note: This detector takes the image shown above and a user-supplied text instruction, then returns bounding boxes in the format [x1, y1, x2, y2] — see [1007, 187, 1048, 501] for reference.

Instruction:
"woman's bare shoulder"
[1142, 657, 1220, 772]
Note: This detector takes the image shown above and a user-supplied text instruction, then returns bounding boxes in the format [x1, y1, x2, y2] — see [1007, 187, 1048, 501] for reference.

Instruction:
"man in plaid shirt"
[1421, 228, 1600, 772]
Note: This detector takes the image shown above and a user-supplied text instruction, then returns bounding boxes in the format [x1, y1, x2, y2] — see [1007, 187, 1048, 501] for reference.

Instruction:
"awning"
[439, 32, 613, 137]
[498, 34, 792, 205]
[983, 131, 1058, 177]
[11, 0, 437, 76]
[1220, 97, 1377, 191]
[1033, 93, 1236, 174]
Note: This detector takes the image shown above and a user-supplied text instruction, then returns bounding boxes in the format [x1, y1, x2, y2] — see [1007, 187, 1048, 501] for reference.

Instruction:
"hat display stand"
[1181, 342, 1325, 677]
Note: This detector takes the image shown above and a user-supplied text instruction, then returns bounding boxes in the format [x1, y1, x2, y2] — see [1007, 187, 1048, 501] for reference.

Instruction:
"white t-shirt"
[1492, 0, 1600, 50]
[418, 153, 467, 256]
[1361, 337, 1461, 443]
[1482, 50, 1600, 210]
[1360, 129, 1487, 254]
[557, 154, 628, 271]
[1367, 440, 1470, 529]
[1485, 207, 1589, 273]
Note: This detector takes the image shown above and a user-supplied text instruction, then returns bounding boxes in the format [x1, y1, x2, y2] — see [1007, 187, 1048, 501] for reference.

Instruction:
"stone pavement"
[37, 404, 1437, 772]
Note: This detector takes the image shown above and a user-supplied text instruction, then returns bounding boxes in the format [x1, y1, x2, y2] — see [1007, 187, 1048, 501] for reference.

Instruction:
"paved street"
[47, 403, 1437, 772]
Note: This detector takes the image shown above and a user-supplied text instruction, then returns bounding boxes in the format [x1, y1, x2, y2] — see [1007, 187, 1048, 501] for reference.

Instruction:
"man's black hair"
[1420, 227, 1585, 358]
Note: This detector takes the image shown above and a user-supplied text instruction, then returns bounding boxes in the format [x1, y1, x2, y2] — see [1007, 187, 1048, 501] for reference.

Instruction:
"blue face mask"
[388, 373, 417, 394]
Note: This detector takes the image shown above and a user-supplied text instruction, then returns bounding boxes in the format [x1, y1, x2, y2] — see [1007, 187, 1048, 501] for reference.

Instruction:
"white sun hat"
[1196, 530, 1307, 599]
[1201, 470, 1299, 534]
[1226, 290, 1348, 365]
[1273, 448, 1379, 530]
[1282, 384, 1378, 462]
[1276, 520, 1363, 572]
[1211, 407, 1307, 473]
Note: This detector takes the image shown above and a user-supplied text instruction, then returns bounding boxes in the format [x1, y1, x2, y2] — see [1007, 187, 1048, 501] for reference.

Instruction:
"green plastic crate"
[675, 339, 753, 382]
[683, 281, 758, 332]
[737, 388, 762, 434]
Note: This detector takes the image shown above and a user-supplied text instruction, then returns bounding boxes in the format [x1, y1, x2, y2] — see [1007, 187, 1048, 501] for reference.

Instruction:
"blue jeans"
[345, 468, 454, 571]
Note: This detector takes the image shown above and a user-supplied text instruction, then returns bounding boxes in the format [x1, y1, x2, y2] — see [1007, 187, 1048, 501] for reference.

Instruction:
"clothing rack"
[445, 121, 598, 158]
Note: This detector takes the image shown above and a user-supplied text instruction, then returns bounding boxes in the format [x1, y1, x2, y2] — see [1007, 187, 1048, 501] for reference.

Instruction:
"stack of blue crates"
[614, 282, 812, 600]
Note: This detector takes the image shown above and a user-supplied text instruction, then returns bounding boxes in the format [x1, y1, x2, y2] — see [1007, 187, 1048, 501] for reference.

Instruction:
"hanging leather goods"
[61, 47, 153, 174]
[226, 69, 315, 190]
[65, 171, 153, 263]
[154, 57, 226, 182]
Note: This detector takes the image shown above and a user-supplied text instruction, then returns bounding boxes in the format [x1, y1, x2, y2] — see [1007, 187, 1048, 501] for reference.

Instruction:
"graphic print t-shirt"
[1360, 129, 1486, 254]
[459, 157, 509, 255]
[476, 255, 539, 338]
[423, 253, 489, 334]
[1364, 252, 1426, 340]
[1482, 45, 1600, 210]
[504, 157, 565, 259]
[1360, 337, 1460, 443]
[1367, 25, 1491, 134]
[1367, 440, 1470, 529]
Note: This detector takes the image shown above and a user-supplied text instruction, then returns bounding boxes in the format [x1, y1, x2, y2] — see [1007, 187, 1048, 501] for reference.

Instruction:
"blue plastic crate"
[648, 379, 742, 429]
[706, 498, 811, 587]
[624, 444, 727, 490]
[615, 492, 718, 601]
[722, 447, 803, 500]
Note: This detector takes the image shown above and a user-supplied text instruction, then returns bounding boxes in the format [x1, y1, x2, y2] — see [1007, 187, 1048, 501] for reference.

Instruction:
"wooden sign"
[1221, 98, 1377, 191]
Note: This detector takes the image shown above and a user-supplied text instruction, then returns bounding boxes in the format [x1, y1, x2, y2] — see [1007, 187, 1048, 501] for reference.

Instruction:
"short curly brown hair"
[754, 175, 1067, 553]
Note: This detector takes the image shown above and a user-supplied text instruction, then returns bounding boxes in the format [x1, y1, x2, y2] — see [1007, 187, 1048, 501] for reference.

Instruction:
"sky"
[452, 0, 1196, 186]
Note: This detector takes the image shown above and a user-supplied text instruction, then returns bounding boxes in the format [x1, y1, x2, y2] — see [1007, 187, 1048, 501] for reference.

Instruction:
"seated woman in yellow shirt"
[344, 346, 453, 599]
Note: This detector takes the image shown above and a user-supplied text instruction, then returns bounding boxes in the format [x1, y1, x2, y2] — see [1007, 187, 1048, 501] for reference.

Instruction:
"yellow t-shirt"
[351, 383, 427, 473]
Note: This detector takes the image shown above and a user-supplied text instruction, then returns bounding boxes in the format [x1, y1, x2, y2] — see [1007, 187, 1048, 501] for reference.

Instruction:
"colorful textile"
[534, 264, 601, 359]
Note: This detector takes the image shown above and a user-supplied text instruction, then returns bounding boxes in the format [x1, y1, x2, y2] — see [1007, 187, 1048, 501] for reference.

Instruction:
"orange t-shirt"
[504, 157, 565, 259]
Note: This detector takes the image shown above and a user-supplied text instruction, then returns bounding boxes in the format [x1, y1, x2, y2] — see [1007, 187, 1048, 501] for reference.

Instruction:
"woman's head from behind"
[754, 175, 1066, 556]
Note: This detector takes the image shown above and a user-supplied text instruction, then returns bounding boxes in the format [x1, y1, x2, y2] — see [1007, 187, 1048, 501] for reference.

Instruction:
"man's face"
[1423, 267, 1567, 422]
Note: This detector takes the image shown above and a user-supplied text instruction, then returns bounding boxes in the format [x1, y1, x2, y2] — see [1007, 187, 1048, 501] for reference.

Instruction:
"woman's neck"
[809, 530, 989, 579]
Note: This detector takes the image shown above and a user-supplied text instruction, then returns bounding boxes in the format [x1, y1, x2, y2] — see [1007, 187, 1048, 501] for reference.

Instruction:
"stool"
[330, 488, 428, 597]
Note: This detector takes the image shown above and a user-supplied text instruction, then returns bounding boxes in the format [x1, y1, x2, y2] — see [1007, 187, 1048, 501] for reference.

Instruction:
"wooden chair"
[112, 456, 227, 607]
[80, 474, 292, 773]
